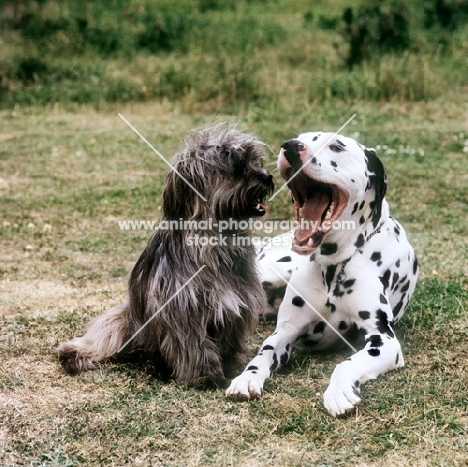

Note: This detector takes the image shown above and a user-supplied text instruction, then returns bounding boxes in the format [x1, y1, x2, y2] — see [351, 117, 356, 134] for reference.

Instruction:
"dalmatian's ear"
[365, 148, 387, 228]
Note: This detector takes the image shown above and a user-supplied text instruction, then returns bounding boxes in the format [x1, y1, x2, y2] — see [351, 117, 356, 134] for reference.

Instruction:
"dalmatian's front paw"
[323, 380, 362, 417]
[225, 373, 264, 401]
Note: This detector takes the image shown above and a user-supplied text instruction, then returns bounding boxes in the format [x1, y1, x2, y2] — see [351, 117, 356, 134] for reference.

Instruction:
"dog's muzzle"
[278, 138, 349, 255]
[281, 139, 308, 171]
[261, 171, 274, 184]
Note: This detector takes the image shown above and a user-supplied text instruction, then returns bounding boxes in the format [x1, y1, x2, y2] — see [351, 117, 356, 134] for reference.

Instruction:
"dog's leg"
[217, 319, 255, 379]
[155, 315, 227, 388]
[323, 314, 404, 417]
[58, 304, 129, 375]
[225, 310, 310, 401]
[162, 332, 225, 389]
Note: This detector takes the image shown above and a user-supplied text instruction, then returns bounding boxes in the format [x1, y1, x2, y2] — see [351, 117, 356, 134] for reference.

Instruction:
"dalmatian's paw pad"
[225, 375, 263, 401]
[323, 384, 362, 417]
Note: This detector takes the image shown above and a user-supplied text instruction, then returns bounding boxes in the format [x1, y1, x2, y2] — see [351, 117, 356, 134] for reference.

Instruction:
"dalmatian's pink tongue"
[295, 191, 330, 244]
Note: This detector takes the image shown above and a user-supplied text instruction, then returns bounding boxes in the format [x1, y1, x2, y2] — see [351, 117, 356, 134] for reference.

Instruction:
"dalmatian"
[226, 132, 419, 417]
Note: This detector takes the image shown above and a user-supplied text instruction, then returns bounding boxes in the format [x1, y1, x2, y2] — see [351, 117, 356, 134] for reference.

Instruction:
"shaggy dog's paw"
[225, 374, 263, 401]
[57, 343, 93, 375]
[187, 374, 227, 390]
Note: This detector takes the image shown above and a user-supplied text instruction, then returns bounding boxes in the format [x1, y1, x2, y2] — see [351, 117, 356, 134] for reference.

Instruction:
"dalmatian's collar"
[336, 221, 385, 284]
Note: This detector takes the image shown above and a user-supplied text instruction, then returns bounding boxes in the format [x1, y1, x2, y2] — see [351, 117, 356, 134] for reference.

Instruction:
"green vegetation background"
[1, 0, 468, 109]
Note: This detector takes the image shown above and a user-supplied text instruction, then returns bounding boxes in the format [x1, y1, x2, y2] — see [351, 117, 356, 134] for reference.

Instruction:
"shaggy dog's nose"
[261, 172, 274, 184]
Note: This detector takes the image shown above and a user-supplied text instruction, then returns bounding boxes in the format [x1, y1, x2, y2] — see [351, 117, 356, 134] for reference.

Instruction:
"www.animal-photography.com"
[1, 1, 467, 466]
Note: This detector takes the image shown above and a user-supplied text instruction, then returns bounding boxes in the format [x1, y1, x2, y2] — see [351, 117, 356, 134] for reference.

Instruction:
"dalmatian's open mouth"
[287, 173, 349, 254]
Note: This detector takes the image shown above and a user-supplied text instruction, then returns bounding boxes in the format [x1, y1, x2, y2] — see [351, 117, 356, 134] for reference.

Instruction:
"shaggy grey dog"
[58, 124, 274, 388]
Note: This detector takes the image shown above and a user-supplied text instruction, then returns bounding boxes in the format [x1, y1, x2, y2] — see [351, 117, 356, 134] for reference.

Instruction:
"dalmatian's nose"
[281, 139, 307, 170]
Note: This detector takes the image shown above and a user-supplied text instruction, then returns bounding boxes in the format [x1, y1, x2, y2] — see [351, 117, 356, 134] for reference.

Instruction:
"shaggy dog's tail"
[58, 304, 130, 375]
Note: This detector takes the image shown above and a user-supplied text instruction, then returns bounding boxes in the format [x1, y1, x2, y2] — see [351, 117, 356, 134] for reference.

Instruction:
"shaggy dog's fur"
[58, 124, 274, 387]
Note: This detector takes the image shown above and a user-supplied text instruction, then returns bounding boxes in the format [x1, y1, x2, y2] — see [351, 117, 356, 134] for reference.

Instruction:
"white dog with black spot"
[226, 132, 418, 417]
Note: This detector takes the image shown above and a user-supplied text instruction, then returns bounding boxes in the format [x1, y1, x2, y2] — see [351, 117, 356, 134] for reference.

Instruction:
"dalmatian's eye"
[329, 140, 346, 153]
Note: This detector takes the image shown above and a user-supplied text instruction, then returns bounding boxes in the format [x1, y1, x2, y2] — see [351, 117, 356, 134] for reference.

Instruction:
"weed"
[341, 1, 411, 68]
[424, 0, 468, 30]
[137, 13, 196, 53]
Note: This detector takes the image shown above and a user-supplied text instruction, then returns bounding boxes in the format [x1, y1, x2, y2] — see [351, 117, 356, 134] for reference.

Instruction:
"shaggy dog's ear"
[365, 148, 387, 228]
[161, 159, 207, 220]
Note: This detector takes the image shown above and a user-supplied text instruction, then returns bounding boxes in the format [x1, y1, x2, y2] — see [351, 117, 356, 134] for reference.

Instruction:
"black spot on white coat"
[370, 252, 381, 263]
[366, 335, 384, 347]
[278, 256, 292, 262]
[292, 296, 305, 307]
[376, 309, 395, 338]
[355, 234, 365, 248]
[325, 299, 336, 312]
[358, 311, 370, 320]
[270, 353, 278, 372]
[321, 243, 338, 255]
[380, 294, 388, 304]
[380, 269, 391, 292]
[313, 322, 326, 334]
[325, 265, 337, 290]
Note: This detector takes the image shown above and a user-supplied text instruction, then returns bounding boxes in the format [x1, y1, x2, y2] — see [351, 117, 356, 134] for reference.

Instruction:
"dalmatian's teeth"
[324, 202, 335, 220]
[307, 238, 314, 246]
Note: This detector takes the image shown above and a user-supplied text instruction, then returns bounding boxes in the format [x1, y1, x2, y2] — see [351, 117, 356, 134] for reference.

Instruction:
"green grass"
[1, 0, 468, 465]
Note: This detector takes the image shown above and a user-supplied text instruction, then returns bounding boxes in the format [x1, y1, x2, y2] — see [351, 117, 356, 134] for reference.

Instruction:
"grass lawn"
[1, 99, 467, 466]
